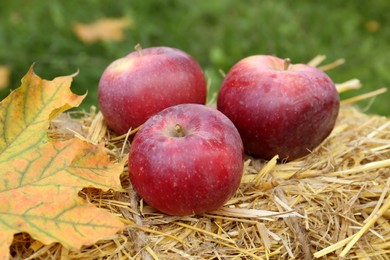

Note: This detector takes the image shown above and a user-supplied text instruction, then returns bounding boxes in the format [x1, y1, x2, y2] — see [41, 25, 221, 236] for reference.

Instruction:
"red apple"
[217, 55, 340, 161]
[98, 45, 207, 135]
[129, 104, 244, 216]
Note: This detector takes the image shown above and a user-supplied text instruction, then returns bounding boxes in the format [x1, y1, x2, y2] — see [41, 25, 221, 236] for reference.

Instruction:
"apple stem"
[174, 124, 185, 137]
[135, 43, 143, 56]
[284, 58, 291, 70]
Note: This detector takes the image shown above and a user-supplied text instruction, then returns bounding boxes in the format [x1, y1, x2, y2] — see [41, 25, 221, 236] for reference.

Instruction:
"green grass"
[1, 0, 389, 115]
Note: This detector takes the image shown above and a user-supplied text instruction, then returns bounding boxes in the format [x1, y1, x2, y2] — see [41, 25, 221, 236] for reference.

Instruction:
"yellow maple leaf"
[0, 65, 11, 90]
[0, 67, 125, 259]
[365, 20, 380, 33]
[73, 17, 132, 44]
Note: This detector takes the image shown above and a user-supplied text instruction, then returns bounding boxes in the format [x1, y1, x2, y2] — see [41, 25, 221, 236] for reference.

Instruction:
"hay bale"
[10, 80, 390, 259]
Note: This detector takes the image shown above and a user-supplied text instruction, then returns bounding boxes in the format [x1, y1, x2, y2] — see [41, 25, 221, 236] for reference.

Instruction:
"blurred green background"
[1, 0, 389, 115]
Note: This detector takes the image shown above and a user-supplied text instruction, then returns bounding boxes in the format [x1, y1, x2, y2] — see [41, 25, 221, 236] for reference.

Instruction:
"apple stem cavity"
[174, 124, 185, 137]
[284, 58, 291, 70]
[135, 43, 143, 56]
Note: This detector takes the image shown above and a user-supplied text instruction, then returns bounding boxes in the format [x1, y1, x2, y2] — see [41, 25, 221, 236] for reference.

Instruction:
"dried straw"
[10, 56, 390, 259]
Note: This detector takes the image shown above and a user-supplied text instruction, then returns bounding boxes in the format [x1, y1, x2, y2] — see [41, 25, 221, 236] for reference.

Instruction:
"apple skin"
[98, 46, 207, 135]
[217, 55, 340, 161]
[129, 104, 244, 216]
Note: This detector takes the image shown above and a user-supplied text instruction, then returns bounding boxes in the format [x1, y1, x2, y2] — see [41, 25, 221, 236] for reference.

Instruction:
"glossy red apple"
[129, 104, 244, 216]
[98, 45, 207, 135]
[217, 55, 339, 161]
